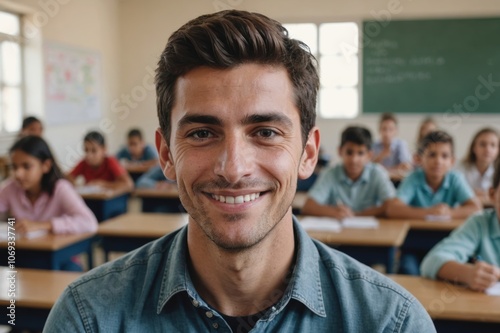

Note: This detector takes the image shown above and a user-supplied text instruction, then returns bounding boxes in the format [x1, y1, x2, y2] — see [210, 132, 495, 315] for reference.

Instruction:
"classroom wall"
[2, 0, 499, 167]
[0, 0, 120, 170]
[117, 0, 500, 164]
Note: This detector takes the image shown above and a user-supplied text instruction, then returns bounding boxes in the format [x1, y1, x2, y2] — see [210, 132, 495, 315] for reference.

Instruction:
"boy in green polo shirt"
[388, 130, 482, 275]
[302, 126, 396, 219]
[387, 130, 481, 219]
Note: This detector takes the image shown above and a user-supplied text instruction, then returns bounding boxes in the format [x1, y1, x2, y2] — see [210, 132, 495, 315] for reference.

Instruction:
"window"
[284, 22, 359, 118]
[0, 10, 23, 133]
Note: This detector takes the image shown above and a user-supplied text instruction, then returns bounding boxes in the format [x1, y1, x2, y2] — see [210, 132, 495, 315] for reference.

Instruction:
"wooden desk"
[79, 187, 130, 222]
[98, 213, 188, 261]
[302, 218, 409, 273]
[391, 218, 465, 251]
[0, 232, 95, 270]
[133, 187, 184, 213]
[390, 275, 500, 332]
[0, 267, 81, 331]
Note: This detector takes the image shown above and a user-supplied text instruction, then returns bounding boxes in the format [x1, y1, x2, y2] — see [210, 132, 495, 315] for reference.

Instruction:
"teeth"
[211, 192, 261, 204]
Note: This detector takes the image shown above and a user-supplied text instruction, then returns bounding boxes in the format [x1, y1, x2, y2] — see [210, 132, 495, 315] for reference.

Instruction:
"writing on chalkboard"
[362, 18, 500, 114]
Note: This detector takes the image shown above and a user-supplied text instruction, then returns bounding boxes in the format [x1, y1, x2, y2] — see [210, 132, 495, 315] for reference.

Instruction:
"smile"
[210, 192, 261, 204]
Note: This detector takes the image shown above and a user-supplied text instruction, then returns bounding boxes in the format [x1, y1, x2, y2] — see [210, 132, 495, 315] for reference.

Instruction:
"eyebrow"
[177, 112, 294, 129]
[177, 114, 223, 129]
[242, 113, 294, 128]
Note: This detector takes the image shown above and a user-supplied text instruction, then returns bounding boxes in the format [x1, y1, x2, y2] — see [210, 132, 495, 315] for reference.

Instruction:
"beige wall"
[2, 0, 499, 167]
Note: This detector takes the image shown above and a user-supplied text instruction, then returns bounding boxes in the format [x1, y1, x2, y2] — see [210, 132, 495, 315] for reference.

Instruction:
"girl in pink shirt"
[0, 136, 98, 236]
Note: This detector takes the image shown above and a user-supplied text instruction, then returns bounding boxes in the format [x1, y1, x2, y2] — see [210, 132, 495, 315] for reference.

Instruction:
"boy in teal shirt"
[387, 130, 481, 219]
[421, 158, 500, 291]
[388, 130, 481, 275]
[302, 126, 395, 219]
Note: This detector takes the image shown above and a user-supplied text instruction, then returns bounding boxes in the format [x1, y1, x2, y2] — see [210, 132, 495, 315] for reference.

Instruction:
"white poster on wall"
[44, 42, 101, 125]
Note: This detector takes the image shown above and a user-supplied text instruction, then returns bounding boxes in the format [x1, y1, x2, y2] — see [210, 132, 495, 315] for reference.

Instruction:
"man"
[44, 10, 435, 332]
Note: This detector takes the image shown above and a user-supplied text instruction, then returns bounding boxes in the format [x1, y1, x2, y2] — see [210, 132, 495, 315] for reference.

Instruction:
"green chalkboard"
[362, 17, 500, 114]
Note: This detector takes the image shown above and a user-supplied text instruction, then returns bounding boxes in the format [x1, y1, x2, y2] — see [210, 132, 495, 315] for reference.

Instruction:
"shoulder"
[447, 170, 468, 185]
[0, 178, 19, 192]
[52, 179, 77, 195]
[403, 168, 423, 183]
[313, 239, 419, 306]
[367, 162, 388, 176]
[67, 228, 181, 297]
[463, 209, 495, 229]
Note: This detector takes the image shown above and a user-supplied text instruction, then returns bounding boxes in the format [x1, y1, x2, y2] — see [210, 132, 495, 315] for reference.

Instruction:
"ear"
[155, 128, 176, 181]
[298, 127, 320, 180]
[41, 159, 52, 174]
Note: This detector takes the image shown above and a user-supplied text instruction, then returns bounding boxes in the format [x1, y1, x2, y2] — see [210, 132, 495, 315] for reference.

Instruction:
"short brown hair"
[155, 10, 319, 145]
[418, 130, 454, 156]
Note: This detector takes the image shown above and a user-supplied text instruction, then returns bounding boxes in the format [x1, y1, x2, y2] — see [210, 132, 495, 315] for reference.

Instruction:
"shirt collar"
[157, 217, 326, 318]
[417, 168, 451, 191]
[340, 163, 371, 185]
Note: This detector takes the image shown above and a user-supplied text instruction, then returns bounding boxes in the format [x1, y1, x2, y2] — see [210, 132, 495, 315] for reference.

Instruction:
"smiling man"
[45, 10, 435, 332]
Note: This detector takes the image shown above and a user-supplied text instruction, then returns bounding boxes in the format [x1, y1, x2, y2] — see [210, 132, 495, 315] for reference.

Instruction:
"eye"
[188, 129, 214, 140]
[256, 128, 277, 138]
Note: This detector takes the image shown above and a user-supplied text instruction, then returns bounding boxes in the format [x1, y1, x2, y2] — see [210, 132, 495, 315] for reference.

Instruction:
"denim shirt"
[44, 217, 435, 332]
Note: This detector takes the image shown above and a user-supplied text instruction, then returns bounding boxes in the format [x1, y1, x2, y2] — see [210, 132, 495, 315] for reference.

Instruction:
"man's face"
[420, 142, 454, 181]
[157, 64, 318, 251]
[338, 142, 371, 180]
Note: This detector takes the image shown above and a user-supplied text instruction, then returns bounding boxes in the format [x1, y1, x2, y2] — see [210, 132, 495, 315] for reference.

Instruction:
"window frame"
[0, 8, 25, 136]
[283, 20, 362, 119]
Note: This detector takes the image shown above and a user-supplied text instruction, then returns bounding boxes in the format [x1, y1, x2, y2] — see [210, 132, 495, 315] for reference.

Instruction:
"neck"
[475, 160, 490, 174]
[425, 174, 444, 192]
[187, 212, 295, 316]
[25, 185, 42, 202]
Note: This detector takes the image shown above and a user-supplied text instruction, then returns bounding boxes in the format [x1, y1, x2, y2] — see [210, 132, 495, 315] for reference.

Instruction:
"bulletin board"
[44, 42, 101, 125]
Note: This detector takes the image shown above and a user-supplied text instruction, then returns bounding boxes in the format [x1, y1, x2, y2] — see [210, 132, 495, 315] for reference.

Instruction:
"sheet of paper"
[76, 185, 104, 195]
[300, 217, 342, 233]
[425, 215, 452, 222]
[485, 282, 500, 296]
[341, 217, 379, 229]
[0, 222, 49, 240]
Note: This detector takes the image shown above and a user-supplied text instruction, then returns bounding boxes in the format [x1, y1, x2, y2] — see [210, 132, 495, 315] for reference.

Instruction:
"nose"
[213, 134, 253, 184]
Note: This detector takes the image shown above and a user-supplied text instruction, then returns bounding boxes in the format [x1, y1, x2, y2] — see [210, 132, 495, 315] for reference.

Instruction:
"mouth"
[209, 192, 262, 204]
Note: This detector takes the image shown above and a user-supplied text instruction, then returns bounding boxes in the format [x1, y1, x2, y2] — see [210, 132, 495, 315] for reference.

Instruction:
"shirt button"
[212, 322, 219, 329]
[192, 299, 199, 307]
[205, 311, 214, 318]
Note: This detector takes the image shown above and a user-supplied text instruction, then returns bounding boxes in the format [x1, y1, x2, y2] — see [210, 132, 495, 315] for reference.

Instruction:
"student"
[372, 112, 412, 171]
[388, 130, 482, 220]
[302, 126, 396, 218]
[116, 128, 158, 169]
[44, 10, 434, 332]
[68, 131, 133, 192]
[19, 116, 43, 137]
[136, 165, 175, 189]
[456, 128, 499, 200]
[421, 158, 500, 292]
[0, 136, 98, 269]
[413, 117, 438, 166]
[388, 130, 482, 275]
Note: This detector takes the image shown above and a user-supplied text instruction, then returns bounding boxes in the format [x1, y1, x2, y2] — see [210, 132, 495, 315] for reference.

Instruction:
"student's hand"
[16, 219, 51, 235]
[427, 203, 451, 216]
[465, 261, 500, 292]
[334, 205, 354, 219]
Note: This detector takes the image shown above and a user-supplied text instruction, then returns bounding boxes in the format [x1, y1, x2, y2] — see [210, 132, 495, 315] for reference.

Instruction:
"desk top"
[0, 267, 81, 309]
[98, 213, 188, 238]
[133, 186, 179, 199]
[390, 275, 500, 323]
[391, 218, 465, 231]
[78, 186, 130, 200]
[303, 219, 410, 247]
[0, 232, 95, 251]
